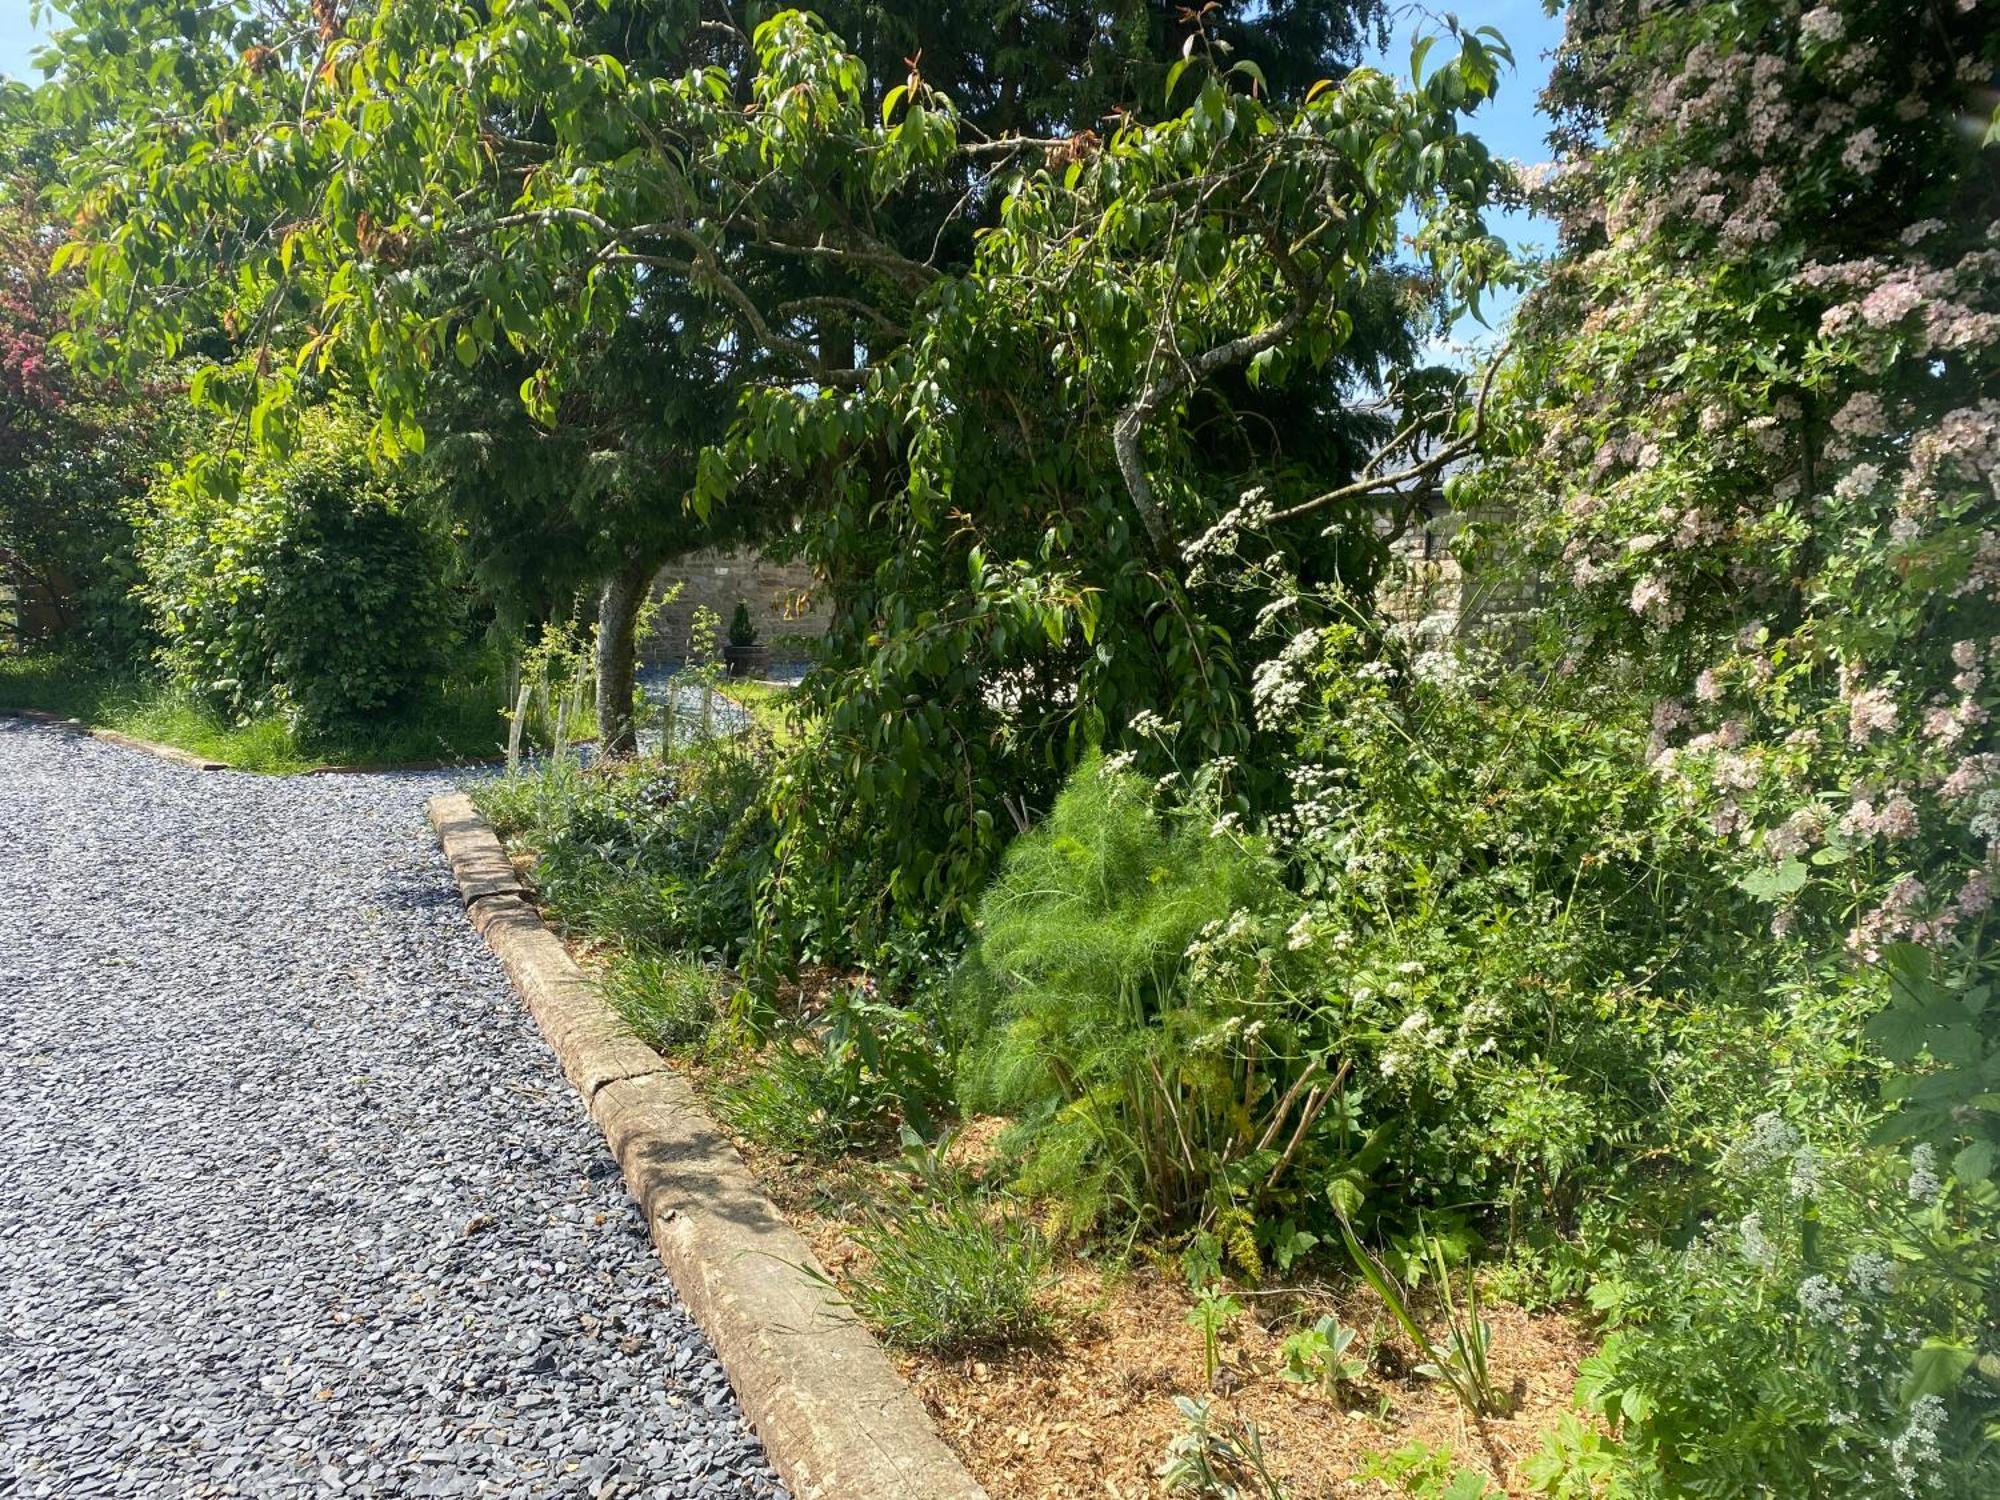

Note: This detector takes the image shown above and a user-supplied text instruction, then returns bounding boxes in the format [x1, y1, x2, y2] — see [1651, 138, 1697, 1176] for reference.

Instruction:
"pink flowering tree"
[1467, 0, 2000, 1487]
[1492, 0, 1999, 1122]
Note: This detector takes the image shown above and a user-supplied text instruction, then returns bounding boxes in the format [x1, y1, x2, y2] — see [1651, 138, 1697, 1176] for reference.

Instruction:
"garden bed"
[548, 927, 1592, 1500]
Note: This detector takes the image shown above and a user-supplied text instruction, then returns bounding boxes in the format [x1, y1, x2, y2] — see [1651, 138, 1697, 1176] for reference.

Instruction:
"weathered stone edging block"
[426, 792, 986, 1500]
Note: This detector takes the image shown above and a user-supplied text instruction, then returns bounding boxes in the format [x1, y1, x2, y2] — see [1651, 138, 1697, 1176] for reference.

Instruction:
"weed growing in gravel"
[825, 1130, 1054, 1353]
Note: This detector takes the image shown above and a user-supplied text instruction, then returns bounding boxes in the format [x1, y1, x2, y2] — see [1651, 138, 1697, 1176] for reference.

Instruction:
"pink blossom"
[1833, 463, 1881, 503]
[1630, 575, 1682, 624]
[1957, 871, 1992, 917]
[1840, 797, 1879, 839]
[1958, 532, 2000, 601]
[1877, 795, 1919, 840]
[1924, 703, 1974, 747]
[1696, 668, 1724, 702]
[1832, 392, 1886, 437]
[1847, 688, 1899, 743]
[1859, 273, 1920, 326]
[1777, 806, 1825, 855]
[1940, 754, 2000, 801]
[1842, 126, 1886, 178]
[1800, 6, 1846, 44]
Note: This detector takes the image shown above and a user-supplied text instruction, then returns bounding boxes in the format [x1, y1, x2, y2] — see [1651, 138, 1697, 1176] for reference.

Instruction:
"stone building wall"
[645, 548, 831, 665]
[645, 510, 1512, 671]
[1376, 494, 1532, 644]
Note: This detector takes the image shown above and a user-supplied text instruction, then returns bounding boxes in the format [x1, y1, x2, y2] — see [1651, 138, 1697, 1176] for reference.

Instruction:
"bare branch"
[1114, 304, 1309, 557]
[1261, 340, 1511, 530]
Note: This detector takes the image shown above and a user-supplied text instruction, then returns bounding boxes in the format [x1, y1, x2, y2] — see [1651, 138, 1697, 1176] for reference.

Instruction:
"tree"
[0, 86, 169, 654]
[42, 2, 1515, 955]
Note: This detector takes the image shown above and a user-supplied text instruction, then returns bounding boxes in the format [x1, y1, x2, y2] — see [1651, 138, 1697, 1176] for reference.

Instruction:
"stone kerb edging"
[0, 708, 230, 770]
[426, 793, 987, 1500]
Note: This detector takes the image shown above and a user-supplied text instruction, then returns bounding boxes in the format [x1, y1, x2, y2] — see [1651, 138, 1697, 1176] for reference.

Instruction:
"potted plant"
[722, 600, 770, 679]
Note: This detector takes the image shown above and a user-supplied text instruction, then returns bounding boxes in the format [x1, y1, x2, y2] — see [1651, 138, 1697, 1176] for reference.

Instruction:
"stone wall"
[1377, 494, 1530, 644]
[645, 548, 831, 666]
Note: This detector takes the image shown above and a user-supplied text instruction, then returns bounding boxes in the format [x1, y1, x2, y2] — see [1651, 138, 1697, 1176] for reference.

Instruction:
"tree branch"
[1261, 340, 1510, 530]
[1113, 304, 1309, 557]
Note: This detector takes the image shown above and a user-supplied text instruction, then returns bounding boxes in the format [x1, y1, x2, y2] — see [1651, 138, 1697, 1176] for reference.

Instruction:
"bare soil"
[559, 932, 1594, 1498]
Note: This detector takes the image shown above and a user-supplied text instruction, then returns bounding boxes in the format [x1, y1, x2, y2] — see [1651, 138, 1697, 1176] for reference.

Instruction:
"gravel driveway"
[0, 720, 785, 1499]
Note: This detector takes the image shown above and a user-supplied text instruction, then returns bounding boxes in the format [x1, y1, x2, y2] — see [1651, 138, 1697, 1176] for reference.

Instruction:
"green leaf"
[1164, 56, 1193, 108]
[1953, 1139, 1995, 1185]
[1866, 1004, 1930, 1065]
[1736, 859, 1806, 902]
[1410, 34, 1438, 85]
[1904, 1339, 1977, 1403]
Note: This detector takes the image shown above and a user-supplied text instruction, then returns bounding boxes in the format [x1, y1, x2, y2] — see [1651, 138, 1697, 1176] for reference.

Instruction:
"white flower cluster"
[1378, 1007, 1446, 1081]
[1249, 628, 1323, 732]
[1739, 1211, 1776, 1269]
[1907, 1143, 1941, 1203]
[1722, 1111, 1800, 1179]
[1796, 1273, 1844, 1324]
[1888, 1395, 1947, 1496]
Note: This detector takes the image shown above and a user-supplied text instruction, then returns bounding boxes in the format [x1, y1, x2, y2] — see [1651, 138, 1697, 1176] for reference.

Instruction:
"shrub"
[486, 745, 773, 961]
[135, 412, 457, 734]
[1535, 1121, 2000, 1498]
[954, 754, 1323, 1242]
[715, 983, 949, 1155]
[828, 1130, 1054, 1352]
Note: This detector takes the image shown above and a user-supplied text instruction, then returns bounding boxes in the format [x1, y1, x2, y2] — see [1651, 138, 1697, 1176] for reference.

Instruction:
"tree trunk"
[595, 552, 654, 758]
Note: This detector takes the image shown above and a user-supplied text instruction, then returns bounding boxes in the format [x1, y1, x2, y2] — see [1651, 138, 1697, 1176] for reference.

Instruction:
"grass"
[605, 948, 722, 1050]
[0, 652, 513, 775]
[823, 1134, 1056, 1352]
[721, 677, 802, 745]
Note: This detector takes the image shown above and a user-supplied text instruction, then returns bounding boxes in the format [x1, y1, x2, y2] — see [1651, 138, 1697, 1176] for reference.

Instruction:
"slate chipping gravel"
[0, 720, 786, 1500]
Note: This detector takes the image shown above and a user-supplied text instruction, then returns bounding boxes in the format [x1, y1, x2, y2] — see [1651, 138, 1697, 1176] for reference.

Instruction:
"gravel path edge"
[426, 793, 988, 1500]
[0, 705, 230, 769]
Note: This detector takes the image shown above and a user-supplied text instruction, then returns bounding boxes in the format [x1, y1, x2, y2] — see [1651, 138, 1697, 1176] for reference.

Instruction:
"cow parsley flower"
[1907, 1143, 1941, 1203]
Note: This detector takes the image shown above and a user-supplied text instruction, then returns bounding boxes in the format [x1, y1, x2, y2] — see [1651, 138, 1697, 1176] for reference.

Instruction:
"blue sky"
[0, 3, 55, 82]
[1360, 2, 1565, 353]
[0, 1, 1561, 348]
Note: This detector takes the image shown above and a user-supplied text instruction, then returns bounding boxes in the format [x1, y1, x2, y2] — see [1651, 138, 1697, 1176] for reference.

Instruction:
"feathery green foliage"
[956, 755, 1311, 1238]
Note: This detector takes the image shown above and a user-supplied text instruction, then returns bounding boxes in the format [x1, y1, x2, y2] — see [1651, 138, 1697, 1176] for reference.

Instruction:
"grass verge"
[0, 653, 511, 774]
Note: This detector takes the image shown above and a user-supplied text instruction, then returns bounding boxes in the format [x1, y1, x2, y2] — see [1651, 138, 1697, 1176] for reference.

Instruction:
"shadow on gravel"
[375, 861, 468, 917]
